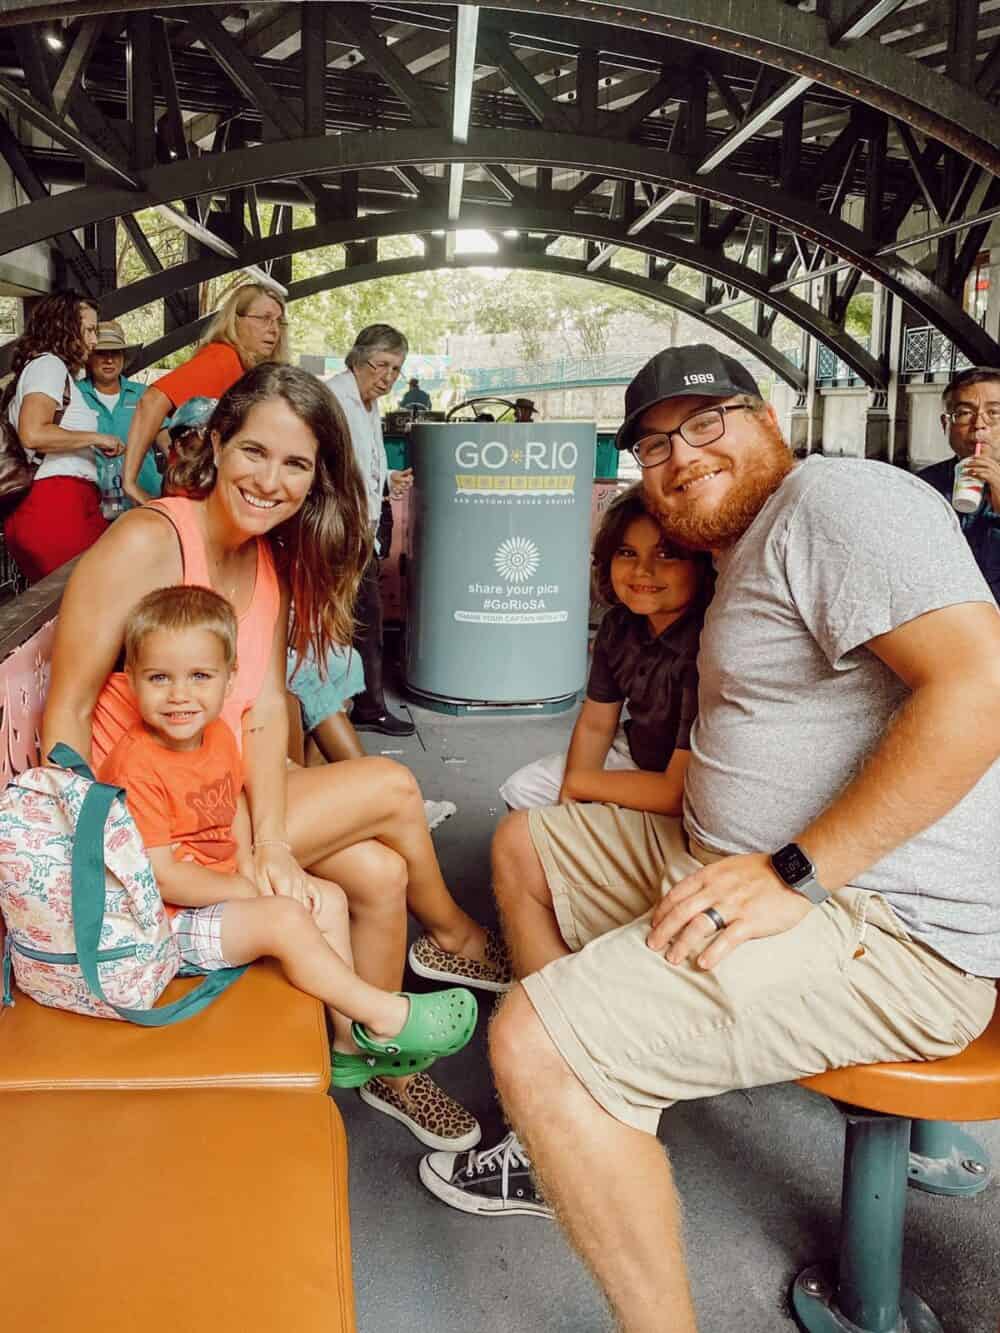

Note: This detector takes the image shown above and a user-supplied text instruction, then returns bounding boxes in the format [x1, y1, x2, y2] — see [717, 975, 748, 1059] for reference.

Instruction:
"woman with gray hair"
[327, 323, 415, 736]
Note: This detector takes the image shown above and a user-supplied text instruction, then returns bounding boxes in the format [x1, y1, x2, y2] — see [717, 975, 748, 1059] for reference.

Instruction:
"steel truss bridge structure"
[0, 0, 998, 420]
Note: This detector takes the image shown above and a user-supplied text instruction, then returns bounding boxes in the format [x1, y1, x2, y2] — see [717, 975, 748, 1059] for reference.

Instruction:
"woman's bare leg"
[304, 838, 409, 994]
[310, 710, 365, 763]
[285, 757, 491, 963]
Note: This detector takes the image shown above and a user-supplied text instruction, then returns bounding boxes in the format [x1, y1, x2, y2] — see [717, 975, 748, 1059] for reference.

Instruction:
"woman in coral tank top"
[42, 364, 505, 1146]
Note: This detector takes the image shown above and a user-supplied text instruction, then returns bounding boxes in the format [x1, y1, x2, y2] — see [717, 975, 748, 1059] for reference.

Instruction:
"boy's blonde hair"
[124, 586, 238, 670]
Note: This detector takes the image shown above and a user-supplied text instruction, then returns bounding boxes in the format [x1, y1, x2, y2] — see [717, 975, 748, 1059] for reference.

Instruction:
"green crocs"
[330, 1047, 437, 1090]
[351, 987, 478, 1063]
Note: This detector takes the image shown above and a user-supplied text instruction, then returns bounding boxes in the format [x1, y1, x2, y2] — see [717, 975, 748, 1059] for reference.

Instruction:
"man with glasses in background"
[419, 344, 1000, 1333]
[327, 324, 416, 737]
[918, 366, 1000, 601]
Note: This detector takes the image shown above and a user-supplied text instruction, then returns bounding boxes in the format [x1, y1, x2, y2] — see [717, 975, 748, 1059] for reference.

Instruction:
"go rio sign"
[454, 439, 579, 470]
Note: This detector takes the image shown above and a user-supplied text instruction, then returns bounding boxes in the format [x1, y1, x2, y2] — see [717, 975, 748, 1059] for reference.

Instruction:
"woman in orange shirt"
[122, 282, 288, 506]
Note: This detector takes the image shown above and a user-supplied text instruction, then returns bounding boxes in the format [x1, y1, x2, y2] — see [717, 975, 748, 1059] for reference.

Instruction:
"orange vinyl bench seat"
[0, 1088, 355, 1333]
[0, 958, 329, 1094]
[799, 997, 1000, 1121]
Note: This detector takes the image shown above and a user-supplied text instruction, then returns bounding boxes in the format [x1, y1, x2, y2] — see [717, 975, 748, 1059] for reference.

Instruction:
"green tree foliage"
[449, 261, 681, 363]
[845, 292, 874, 343]
[289, 234, 486, 356]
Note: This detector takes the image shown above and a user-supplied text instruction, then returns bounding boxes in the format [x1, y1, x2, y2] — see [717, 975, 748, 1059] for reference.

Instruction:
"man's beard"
[646, 421, 794, 551]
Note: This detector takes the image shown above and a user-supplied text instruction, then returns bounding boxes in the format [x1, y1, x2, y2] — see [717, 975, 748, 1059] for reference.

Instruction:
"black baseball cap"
[615, 345, 762, 452]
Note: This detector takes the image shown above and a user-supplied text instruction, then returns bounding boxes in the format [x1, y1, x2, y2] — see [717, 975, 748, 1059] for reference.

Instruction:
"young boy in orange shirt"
[99, 585, 475, 1086]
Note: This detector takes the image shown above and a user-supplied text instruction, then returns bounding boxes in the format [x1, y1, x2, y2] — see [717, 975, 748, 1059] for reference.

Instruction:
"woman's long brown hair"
[167, 363, 372, 664]
[7, 291, 96, 380]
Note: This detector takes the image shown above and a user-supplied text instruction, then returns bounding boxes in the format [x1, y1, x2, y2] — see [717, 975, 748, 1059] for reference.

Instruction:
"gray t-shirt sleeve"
[781, 463, 996, 668]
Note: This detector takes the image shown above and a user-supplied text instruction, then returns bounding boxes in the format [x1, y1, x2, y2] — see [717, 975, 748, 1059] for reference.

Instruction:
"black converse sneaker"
[418, 1130, 552, 1218]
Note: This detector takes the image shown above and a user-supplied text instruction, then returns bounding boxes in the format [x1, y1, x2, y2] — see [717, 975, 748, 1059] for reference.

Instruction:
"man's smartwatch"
[770, 843, 829, 905]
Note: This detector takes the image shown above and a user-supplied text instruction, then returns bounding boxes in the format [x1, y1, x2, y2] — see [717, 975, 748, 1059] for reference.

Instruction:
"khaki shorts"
[521, 804, 997, 1134]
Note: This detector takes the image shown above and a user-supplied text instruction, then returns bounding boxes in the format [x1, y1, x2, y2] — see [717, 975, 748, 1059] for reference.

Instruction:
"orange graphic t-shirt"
[98, 720, 242, 881]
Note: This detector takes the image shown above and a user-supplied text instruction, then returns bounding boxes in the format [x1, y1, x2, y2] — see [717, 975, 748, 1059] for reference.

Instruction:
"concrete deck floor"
[330, 663, 1000, 1333]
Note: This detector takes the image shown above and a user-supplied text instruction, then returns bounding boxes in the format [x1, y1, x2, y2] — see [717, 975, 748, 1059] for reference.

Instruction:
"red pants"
[4, 476, 108, 584]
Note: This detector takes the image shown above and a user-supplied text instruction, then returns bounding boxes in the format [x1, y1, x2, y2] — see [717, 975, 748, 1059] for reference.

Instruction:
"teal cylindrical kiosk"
[404, 421, 596, 712]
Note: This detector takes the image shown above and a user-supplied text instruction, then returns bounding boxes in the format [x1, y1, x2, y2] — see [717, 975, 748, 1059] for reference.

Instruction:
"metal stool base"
[907, 1123, 991, 1198]
[792, 1266, 942, 1333]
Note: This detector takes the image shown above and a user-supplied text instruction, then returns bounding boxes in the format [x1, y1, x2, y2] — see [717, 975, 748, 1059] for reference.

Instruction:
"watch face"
[775, 843, 813, 884]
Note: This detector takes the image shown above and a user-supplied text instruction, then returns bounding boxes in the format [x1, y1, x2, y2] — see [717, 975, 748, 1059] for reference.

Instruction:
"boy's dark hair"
[591, 483, 712, 608]
[124, 585, 237, 670]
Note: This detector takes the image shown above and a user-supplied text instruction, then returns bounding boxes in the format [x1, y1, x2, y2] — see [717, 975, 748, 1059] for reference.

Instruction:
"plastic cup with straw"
[953, 438, 986, 514]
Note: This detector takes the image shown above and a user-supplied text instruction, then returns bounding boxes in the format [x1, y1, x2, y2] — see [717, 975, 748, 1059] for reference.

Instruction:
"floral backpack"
[0, 744, 245, 1024]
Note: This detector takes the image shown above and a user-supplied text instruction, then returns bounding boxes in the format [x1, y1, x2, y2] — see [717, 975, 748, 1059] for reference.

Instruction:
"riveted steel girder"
[0, 126, 988, 370]
[92, 200, 874, 383]
[128, 247, 807, 391]
[459, 0, 1000, 173]
[1, 1, 997, 175]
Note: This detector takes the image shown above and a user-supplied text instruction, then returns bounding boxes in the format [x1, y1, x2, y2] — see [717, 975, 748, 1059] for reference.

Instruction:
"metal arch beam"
[1, 129, 876, 258]
[0, 125, 987, 368]
[93, 201, 870, 384]
[484, 0, 1000, 175]
[128, 248, 806, 392]
[0, 1, 997, 174]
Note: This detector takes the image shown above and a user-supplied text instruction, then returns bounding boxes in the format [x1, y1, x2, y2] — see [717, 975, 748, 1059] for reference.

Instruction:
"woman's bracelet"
[252, 838, 292, 853]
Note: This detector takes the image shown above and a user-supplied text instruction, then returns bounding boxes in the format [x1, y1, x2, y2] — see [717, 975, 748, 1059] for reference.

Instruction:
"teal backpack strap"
[70, 777, 246, 1027]
[47, 743, 96, 782]
[2, 932, 13, 1008]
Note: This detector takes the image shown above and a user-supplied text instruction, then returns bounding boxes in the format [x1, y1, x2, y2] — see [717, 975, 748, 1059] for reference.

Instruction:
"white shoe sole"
[407, 946, 513, 994]
[359, 1084, 482, 1152]
[418, 1155, 552, 1217]
[424, 799, 457, 832]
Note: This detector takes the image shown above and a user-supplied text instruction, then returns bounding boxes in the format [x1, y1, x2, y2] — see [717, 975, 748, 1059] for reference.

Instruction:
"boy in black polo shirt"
[500, 485, 712, 812]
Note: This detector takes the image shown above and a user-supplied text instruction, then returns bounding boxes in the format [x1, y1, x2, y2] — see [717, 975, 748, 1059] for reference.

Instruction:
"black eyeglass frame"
[629, 402, 753, 469]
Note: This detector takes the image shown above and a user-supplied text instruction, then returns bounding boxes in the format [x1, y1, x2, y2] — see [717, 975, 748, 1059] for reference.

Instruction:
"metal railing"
[900, 326, 972, 381]
[815, 343, 867, 387]
[424, 353, 649, 395]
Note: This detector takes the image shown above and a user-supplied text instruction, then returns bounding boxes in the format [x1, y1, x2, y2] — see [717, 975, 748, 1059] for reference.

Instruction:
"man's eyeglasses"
[947, 406, 1000, 427]
[238, 313, 288, 330]
[366, 359, 402, 380]
[630, 403, 752, 469]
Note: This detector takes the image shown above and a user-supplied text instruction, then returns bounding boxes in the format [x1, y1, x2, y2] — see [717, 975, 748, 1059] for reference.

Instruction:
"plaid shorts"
[169, 902, 232, 973]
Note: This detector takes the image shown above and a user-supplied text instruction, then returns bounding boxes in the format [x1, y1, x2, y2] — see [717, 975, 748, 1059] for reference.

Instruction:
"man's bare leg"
[492, 811, 571, 978]
[490, 988, 698, 1333]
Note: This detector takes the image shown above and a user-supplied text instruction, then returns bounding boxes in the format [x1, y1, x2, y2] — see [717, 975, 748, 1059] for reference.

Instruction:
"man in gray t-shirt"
[685, 452, 1000, 976]
[432, 345, 1000, 1333]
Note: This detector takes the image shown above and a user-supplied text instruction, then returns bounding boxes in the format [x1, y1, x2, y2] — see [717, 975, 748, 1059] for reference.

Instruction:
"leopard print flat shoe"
[359, 1073, 482, 1151]
[408, 928, 513, 993]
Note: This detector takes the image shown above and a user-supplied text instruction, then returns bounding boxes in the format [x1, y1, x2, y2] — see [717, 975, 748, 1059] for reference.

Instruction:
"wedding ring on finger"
[701, 907, 727, 933]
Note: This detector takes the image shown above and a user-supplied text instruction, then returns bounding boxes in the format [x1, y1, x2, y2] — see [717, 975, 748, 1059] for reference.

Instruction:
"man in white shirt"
[326, 324, 415, 737]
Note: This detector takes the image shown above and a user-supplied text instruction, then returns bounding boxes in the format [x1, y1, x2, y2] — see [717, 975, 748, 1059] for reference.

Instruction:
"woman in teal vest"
[78, 321, 163, 515]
